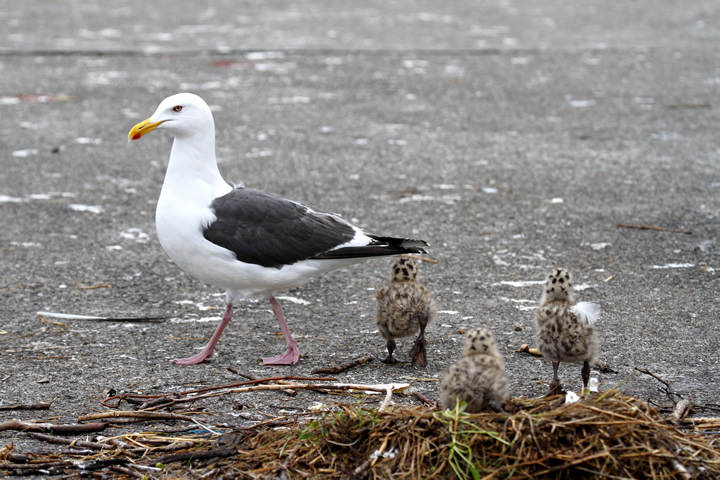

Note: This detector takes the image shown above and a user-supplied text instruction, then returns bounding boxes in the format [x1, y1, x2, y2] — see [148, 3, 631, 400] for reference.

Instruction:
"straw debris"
[172, 389, 720, 479]
[2, 389, 719, 479]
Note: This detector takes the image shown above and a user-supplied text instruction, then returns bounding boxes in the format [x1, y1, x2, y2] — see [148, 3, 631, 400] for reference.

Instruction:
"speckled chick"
[535, 268, 599, 394]
[376, 257, 434, 366]
[439, 327, 508, 412]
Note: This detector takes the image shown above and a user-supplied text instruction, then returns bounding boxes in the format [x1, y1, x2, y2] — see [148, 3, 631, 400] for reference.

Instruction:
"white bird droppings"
[69, 204, 104, 214]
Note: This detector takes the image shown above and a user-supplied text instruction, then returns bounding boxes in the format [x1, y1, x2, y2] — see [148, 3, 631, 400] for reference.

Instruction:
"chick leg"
[548, 358, 563, 395]
[488, 399, 507, 414]
[409, 311, 429, 367]
[381, 338, 399, 364]
[581, 360, 591, 394]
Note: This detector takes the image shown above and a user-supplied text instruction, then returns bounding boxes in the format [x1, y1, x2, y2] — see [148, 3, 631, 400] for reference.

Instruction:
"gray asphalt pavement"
[1, 0, 718, 451]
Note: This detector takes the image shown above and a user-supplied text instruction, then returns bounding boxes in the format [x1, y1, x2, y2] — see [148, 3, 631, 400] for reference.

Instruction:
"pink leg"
[261, 296, 300, 365]
[173, 303, 233, 365]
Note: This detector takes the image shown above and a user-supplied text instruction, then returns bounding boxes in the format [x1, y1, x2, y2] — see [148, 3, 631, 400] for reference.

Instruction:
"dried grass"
[2, 389, 719, 479]
[185, 389, 720, 479]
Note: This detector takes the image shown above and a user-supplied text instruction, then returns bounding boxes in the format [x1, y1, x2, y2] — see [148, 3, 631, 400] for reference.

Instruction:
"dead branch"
[635, 367, 683, 404]
[311, 355, 374, 374]
[378, 387, 394, 412]
[37, 311, 167, 322]
[0, 419, 107, 433]
[225, 369, 300, 396]
[400, 254, 439, 263]
[75, 283, 112, 290]
[111, 465, 145, 479]
[1, 461, 72, 473]
[27, 432, 113, 450]
[179, 376, 337, 395]
[666, 103, 711, 110]
[226, 366, 255, 379]
[413, 392, 438, 409]
[77, 411, 196, 422]
[0, 401, 53, 411]
[102, 392, 168, 408]
[155, 446, 237, 465]
[617, 223, 692, 235]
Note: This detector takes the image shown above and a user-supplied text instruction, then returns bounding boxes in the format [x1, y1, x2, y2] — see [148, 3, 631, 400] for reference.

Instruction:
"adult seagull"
[128, 93, 428, 366]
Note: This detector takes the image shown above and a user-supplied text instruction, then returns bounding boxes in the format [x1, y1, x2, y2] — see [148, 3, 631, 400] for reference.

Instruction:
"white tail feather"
[571, 302, 600, 326]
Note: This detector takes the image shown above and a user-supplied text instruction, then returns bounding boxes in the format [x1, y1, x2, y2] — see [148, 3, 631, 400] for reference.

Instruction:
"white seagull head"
[128, 92, 214, 141]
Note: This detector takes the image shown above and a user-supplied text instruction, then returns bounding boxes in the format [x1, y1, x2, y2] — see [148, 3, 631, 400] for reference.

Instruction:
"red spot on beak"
[132, 133, 142, 140]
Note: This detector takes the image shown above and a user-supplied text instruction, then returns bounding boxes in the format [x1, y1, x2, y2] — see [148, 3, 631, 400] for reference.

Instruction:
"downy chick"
[440, 327, 508, 412]
[376, 257, 434, 366]
[535, 268, 600, 394]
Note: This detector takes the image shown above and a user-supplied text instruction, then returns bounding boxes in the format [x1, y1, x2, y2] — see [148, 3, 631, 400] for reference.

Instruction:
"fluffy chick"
[535, 268, 599, 394]
[376, 257, 434, 366]
[439, 327, 509, 412]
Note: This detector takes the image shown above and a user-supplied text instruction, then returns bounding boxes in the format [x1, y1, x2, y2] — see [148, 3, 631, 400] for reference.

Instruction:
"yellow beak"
[128, 118, 165, 141]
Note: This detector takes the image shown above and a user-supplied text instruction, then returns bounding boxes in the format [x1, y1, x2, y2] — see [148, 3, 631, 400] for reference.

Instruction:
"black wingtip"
[401, 240, 429, 255]
[313, 235, 429, 260]
[368, 235, 429, 255]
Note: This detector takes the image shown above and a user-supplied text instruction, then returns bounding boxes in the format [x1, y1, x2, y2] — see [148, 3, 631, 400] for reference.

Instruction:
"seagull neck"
[166, 134, 224, 187]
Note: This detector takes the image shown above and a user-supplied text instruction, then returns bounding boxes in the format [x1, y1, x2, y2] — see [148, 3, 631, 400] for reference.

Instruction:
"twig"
[155, 446, 236, 465]
[353, 458, 373, 477]
[226, 366, 254, 379]
[378, 387, 394, 412]
[111, 465, 145, 479]
[635, 367, 671, 388]
[634, 367, 683, 403]
[401, 254, 439, 263]
[617, 223, 692, 235]
[0, 401, 53, 411]
[75, 283, 112, 290]
[413, 392, 438, 409]
[137, 396, 181, 410]
[191, 418, 222, 435]
[0, 419, 107, 433]
[1, 462, 72, 473]
[77, 411, 196, 422]
[402, 377, 439, 382]
[666, 103, 711, 110]
[179, 376, 337, 395]
[37, 311, 167, 322]
[27, 432, 113, 450]
[311, 355, 374, 374]
[182, 382, 411, 405]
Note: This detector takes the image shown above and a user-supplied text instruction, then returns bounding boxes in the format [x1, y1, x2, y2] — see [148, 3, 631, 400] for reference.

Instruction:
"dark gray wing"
[312, 234, 428, 260]
[202, 188, 356, 268]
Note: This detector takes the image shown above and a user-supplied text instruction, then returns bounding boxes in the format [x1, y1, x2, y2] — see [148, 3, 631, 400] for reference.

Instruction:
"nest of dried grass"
[194, 389, 720, 479]
[3, 389, 719, 479]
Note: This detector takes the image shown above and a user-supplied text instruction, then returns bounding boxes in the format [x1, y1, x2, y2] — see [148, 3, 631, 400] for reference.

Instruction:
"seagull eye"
[172, 105, 183, 112]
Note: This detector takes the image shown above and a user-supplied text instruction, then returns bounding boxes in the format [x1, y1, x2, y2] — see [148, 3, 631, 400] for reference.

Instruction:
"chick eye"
[172, 105, 183, 112]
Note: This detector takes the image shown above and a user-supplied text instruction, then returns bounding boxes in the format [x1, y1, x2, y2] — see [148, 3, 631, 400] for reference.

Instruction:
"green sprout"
[434, 400, 510, 480]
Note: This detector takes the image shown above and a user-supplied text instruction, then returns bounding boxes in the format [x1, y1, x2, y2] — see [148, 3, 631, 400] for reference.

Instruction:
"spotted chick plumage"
[376, 257, 434, 366]
[439, 327, 508, 412]
[535, 268, 599, 394]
